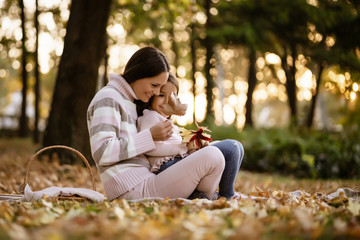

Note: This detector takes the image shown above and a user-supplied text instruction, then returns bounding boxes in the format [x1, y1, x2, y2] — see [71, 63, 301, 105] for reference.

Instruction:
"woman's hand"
[150, 120, 173, 141]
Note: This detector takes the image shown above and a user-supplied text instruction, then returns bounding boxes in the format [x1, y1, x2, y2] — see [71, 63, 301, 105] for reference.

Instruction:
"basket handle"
[22, 145, 96, 192]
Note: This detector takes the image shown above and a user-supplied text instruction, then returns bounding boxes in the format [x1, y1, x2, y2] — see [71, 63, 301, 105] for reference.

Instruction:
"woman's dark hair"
[122, 47, 170, 84]
[128, 47, 170, 116]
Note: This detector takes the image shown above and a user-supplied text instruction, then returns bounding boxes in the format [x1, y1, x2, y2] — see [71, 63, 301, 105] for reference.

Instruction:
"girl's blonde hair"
[167, 72, 179, 95]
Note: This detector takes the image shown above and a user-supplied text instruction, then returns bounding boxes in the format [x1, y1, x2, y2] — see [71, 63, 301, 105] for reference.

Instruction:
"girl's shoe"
[231, 192, 241, 200]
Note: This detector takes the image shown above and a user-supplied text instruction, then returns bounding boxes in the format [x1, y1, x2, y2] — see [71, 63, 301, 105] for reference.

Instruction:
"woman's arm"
[87, 91, 155, 166]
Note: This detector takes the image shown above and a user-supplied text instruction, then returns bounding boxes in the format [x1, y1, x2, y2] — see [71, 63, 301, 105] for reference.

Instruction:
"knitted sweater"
[137, 109, 187, 172]
[87, 73, 155, 200]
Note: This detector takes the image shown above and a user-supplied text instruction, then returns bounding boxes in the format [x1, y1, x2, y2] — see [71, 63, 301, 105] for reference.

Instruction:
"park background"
[0, 0, 360, 179]
[1, 1, 360, 239]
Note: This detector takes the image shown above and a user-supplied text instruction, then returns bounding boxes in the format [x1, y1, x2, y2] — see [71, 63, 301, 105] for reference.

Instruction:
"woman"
[87, 47, 225, 200]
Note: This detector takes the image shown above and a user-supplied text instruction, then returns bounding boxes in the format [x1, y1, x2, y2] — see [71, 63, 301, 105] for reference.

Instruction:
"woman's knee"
[205, 146, 225, 170]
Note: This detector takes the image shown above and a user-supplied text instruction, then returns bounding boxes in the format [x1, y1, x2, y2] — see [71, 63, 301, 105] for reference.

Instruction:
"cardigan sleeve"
[87, 90, 155, 167]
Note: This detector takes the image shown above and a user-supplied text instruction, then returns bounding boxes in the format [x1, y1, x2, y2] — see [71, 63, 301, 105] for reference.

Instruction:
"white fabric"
[326, 188, 359, 201]
[21, 184, 105, 202]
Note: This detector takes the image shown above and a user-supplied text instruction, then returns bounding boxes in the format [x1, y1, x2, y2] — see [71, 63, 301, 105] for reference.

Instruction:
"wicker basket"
[0, 145, 96, 202]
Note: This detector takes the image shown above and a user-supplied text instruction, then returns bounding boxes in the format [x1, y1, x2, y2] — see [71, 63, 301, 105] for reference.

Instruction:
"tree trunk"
[43, 0, 111, 164]
[33, 0, 40, 143]
[204, 0, 215, 122]
[215, 48, 225, 124]
[190, 22, 197, 122]
[101, 34, 109, 89]
[245, 48, 257, 126]
[167, 8, 179, 72]
[19, 0, 29, 137]
[306, 60, 325, 128]
[281, 45, 297, 125]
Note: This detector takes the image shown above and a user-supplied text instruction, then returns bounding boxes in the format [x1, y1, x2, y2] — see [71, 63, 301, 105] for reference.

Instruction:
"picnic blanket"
[21, 184, 105, 202]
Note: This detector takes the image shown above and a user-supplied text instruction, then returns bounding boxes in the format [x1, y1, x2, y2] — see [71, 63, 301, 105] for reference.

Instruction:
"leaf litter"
[0, 138, 360, 239]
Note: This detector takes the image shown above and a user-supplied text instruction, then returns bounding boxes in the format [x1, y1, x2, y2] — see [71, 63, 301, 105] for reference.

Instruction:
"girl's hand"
[186, 141, 197, 154]
[202, 141, 209, 147]
[163, 92, 188, 116]
[186, 140, 209, 154]
[150, 120, 173, 141]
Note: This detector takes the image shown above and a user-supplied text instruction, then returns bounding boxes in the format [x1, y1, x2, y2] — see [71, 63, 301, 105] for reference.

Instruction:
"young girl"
[137, 73, 191, 174]
[138, 73, 244, 199]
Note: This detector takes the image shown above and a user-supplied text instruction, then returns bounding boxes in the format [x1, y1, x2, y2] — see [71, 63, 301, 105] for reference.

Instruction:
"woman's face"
[130, 72, 169, 103]
[150, 81, 177, 117]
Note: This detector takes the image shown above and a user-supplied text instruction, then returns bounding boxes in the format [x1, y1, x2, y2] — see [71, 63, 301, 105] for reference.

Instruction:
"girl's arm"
[146, 142, 187, 157]
[138, 110, 187, 157]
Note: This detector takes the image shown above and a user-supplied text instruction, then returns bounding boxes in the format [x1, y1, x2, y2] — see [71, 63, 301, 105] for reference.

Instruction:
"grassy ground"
[0, 138, 359, 240]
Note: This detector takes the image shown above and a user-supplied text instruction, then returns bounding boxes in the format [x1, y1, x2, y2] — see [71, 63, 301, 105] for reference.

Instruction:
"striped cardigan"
[87, 73, 156, 200]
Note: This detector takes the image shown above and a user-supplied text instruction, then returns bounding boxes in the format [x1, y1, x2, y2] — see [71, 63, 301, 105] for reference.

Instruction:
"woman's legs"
[122, 146, 225, 200]
[153, 156, 183, 174]
[211, 139, 244, 198]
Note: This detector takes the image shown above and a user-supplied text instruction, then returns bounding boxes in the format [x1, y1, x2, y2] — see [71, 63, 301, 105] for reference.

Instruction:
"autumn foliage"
[0, 138, 360, 240]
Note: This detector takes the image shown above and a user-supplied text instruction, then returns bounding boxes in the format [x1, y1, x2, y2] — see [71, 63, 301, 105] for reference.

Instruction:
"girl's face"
[150, 81, 177, 117]
[130, 72, 169, 103]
